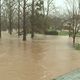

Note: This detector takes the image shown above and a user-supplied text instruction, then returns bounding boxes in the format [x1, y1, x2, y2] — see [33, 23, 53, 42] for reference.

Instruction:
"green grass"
[45, 30, 58, 35]
[58, 31, 69, 35]
[74, 43, 80, 50]
[76, 32, 80, 37]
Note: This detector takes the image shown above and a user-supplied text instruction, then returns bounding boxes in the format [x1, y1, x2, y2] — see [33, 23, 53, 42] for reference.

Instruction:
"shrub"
[45, 30, 58, 35]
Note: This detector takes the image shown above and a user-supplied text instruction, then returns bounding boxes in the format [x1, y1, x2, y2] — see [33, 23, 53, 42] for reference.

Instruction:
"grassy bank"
[74, 43, 80, 50]
[58, 31, 69, 36]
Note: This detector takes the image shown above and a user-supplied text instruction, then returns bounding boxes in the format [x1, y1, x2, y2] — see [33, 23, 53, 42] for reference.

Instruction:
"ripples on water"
[0, 32, 80, 80]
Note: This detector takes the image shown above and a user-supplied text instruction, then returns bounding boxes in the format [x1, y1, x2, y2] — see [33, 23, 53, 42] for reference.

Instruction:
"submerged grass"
[58, 31, 69, 35]
[74, 43, 80, 50]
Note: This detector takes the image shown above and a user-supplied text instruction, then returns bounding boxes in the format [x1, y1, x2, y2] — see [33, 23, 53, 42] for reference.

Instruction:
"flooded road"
[0, 33, 80, 80]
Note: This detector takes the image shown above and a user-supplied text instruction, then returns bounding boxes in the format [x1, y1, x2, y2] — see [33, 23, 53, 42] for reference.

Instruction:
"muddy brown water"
[0, 33, 80, 80]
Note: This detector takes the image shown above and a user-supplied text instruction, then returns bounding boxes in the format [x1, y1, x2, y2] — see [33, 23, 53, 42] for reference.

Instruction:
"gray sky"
[28, 0, 79, 15]
[54, 0, 66, 8]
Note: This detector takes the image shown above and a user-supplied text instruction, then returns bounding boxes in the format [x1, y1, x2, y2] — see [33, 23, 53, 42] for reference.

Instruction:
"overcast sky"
[28, 0, 79, 14]
[28, 0, 66, 8]
[55, 0, 66, 8]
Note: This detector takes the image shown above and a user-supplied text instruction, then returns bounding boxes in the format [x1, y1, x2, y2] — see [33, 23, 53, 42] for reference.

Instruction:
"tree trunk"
[23, 0, 26, 41]
[47, 0, 49, 16]
[9, 10, 12, 35]
[69, 26, 71, 37]
[9, 0, 12, 35]
[31, 0, 35, 39]
[18, 0, 20, 37]
[73, 0, 75, 45]
[73, 34, 75, 45]
[0, 0, 1, 38]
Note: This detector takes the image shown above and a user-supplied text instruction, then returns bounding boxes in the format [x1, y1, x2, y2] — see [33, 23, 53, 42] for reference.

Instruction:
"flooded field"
[0, 32, 80, 80]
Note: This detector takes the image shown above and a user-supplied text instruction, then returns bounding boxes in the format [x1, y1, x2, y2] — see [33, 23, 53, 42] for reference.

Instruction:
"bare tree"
[0, 0, 1, 38]
[46, 0, 54, 16]
[72, 0, 80, 45]
[31, 0, 35, 39]
[18, 0, 20, 37]
[23, 0, 27, 41]
[65, 0, 80, 45]
[44, 0, 55, 31]
[8, 0, 14, 35]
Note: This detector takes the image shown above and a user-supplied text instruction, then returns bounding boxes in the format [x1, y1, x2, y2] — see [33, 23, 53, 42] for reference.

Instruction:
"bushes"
[45, 30, 58, 35]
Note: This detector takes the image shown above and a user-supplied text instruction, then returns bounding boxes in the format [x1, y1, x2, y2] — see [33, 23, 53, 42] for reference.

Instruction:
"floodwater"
[0, 32, 80, 80]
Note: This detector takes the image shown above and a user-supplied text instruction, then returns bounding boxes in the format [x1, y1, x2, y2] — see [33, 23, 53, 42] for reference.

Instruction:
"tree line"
[0, 0, 80, 46]
[65, 0, 80, 45]
[0, 0, 55, 41]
